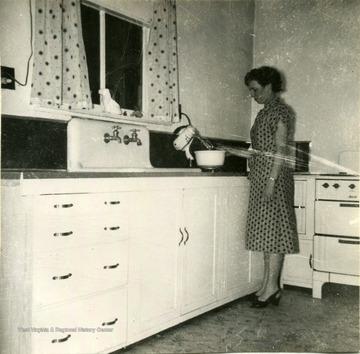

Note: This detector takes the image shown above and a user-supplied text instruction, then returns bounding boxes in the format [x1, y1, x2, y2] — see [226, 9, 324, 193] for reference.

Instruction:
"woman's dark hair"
[244, 66, 283, 93]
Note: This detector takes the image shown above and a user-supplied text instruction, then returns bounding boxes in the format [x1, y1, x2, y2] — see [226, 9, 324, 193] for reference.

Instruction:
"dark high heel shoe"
[250, 290, 281, 308]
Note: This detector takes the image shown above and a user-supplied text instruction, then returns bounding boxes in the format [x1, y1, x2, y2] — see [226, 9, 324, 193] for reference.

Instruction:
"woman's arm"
[263, 120, 288, 201]
[217, 145, 256, 159]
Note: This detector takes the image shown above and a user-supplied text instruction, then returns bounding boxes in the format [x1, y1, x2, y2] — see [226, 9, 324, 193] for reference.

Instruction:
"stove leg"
[312, 271, 329, 299]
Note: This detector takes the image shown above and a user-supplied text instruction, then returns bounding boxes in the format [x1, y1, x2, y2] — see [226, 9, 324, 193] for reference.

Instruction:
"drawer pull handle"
[54, 203, 73, 209]
[339, 239, 360, 245]
[104, 226, 120, 231]
[52, 273, 72, 280]
[52, 334, 71, 343]
[105, 201, 121, 205]
[293, 206, 305, 209]
[184, 227, 189, 245]
[104, 263, 119, 269]
[309, 254, 313, 269]
[102, 318, 118, 326]
[53, 231, 73, 237]
[339, 203, 359, 208]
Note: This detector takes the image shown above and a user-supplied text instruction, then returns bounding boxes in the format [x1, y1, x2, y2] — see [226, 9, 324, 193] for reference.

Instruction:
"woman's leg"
[257, 252, 284, 301]
[256, 252, 269, 297]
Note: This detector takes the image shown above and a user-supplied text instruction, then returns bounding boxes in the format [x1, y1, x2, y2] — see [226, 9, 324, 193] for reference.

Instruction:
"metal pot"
[194, 150, 226, 170]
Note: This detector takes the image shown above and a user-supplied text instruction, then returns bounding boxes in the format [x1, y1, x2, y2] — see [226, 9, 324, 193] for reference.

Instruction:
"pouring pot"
[194, 150, 226, 170]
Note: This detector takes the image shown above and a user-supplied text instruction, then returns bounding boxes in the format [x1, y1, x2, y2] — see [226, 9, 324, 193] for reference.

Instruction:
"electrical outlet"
[1, 66, 15, 90]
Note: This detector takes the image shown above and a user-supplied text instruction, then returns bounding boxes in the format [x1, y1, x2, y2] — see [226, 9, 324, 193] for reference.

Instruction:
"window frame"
[82, 0, 149, 117]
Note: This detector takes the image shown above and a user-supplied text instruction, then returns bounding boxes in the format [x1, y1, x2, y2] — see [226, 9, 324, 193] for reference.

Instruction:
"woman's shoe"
[250, 290, 281, 308]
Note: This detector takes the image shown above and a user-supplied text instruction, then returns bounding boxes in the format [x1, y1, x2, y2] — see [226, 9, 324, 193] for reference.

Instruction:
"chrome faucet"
[104, 126, 122, 144]
[124, 129, 142, 146]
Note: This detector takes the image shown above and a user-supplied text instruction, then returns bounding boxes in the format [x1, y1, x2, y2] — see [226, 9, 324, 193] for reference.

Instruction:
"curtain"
[145, 0, 180, 123]
[30, 0, 92, 110]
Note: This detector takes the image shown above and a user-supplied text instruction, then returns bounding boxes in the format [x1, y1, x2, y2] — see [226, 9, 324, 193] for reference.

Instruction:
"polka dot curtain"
[146, 0, 180, 123]
[30, 0, 92, 110]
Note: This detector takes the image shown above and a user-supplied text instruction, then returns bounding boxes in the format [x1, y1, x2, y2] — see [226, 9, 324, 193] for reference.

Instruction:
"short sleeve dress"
[246, 97, 298, 254]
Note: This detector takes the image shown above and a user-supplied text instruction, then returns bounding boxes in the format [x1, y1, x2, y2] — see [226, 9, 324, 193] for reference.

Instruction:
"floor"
[115, 283, 359, 354]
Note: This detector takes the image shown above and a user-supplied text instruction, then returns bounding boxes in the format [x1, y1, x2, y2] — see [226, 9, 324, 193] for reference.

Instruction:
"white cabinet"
[127, 178, 261, 345]
[3, 188, 130, 354]
[219, 185, 263, 299]
[127, 189, 181, 340]
[281, 177, 315, 288]
[32, 288, 127, 354]
[180, 187, 219, 314]
[1, 176, 262, 354]
[127, 186, 219, 339]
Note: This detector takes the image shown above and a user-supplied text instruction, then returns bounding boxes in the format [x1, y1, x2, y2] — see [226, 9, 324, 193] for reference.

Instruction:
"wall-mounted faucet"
[124, 129, 142, 146]
[104, 126, 122, 144]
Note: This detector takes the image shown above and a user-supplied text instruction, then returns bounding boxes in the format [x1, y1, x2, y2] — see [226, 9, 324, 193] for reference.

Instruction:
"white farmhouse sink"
[67, 118, 200, 173]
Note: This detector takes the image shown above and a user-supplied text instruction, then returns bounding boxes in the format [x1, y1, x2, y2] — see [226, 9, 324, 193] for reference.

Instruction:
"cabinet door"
[220, 185, 263, 299]
[282, 238, 313, 288]
[180, 188, 218, 314]
[128, 189, 181, 338]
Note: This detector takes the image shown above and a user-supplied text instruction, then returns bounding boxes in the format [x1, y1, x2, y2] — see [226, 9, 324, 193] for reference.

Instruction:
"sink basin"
[67, 118, 201, 173]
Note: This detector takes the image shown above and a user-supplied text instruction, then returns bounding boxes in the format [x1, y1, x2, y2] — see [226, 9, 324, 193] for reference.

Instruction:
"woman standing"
[224, 66, 298, 308]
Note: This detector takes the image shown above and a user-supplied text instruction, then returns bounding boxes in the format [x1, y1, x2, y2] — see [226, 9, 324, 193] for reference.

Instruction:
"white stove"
[312, 175, 359, 298]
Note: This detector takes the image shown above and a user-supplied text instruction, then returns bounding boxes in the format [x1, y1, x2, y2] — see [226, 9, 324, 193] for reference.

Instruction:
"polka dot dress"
[246, 98, 299, 254]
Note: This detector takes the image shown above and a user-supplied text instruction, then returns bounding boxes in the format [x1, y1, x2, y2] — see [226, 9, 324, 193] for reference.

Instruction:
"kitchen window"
[81, 3, 143, 111]
[30, 0, 179, 124]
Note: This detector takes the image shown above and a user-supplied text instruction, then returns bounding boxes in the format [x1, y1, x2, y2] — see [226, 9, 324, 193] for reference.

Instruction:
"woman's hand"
[263, 179, 276, 202]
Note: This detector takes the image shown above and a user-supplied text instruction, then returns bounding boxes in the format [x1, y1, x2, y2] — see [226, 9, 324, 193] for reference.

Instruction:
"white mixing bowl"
[194, 150, 226, 170]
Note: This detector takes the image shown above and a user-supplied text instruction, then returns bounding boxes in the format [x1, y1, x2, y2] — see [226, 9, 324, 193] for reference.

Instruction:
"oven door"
[315, 200, 359, 237]
[314, 235, 360, 276]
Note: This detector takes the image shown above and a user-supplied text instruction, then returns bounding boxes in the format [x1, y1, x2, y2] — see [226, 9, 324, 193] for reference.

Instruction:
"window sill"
[33, 106, 176, 131]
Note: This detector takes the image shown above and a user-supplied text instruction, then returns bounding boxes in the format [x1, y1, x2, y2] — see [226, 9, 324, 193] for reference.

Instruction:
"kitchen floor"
[115, 283, 359, 353]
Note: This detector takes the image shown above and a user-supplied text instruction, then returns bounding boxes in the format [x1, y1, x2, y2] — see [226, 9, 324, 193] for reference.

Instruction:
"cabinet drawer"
[32, 288, 127, 354]
[33, 241, 128, 307]
[32, 215, 129, 251]
[25, 192, 129, 217]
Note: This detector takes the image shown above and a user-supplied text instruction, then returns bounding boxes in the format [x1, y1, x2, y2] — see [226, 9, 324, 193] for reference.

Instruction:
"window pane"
[81, 4, 100, 104]
[105, 13, 142, 111]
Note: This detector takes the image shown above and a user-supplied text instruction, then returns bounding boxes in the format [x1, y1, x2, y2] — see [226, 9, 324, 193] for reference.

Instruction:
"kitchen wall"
[252, 0, 360, 173]
[176, 0, 255, 140]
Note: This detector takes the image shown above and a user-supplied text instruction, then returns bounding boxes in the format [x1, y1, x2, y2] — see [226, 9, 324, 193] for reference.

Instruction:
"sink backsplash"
[1, 115, 67, 170]
[150, 132, 249, 172]
[1, 116, 250, 172]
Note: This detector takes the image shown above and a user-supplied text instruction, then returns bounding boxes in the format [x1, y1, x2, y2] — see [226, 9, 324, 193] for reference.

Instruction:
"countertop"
[1, 169, 249, 180]
[2, 169, 357, 180]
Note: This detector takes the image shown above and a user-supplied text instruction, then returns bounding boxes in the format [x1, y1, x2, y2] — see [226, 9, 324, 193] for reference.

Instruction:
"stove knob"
[322, 183, 329, 188]
[349, 184, 356, 189]
[333, 183, 340, 189]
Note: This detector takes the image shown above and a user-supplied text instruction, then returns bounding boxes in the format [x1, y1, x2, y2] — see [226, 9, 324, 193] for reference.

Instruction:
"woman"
[223, 66, 298, 308]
